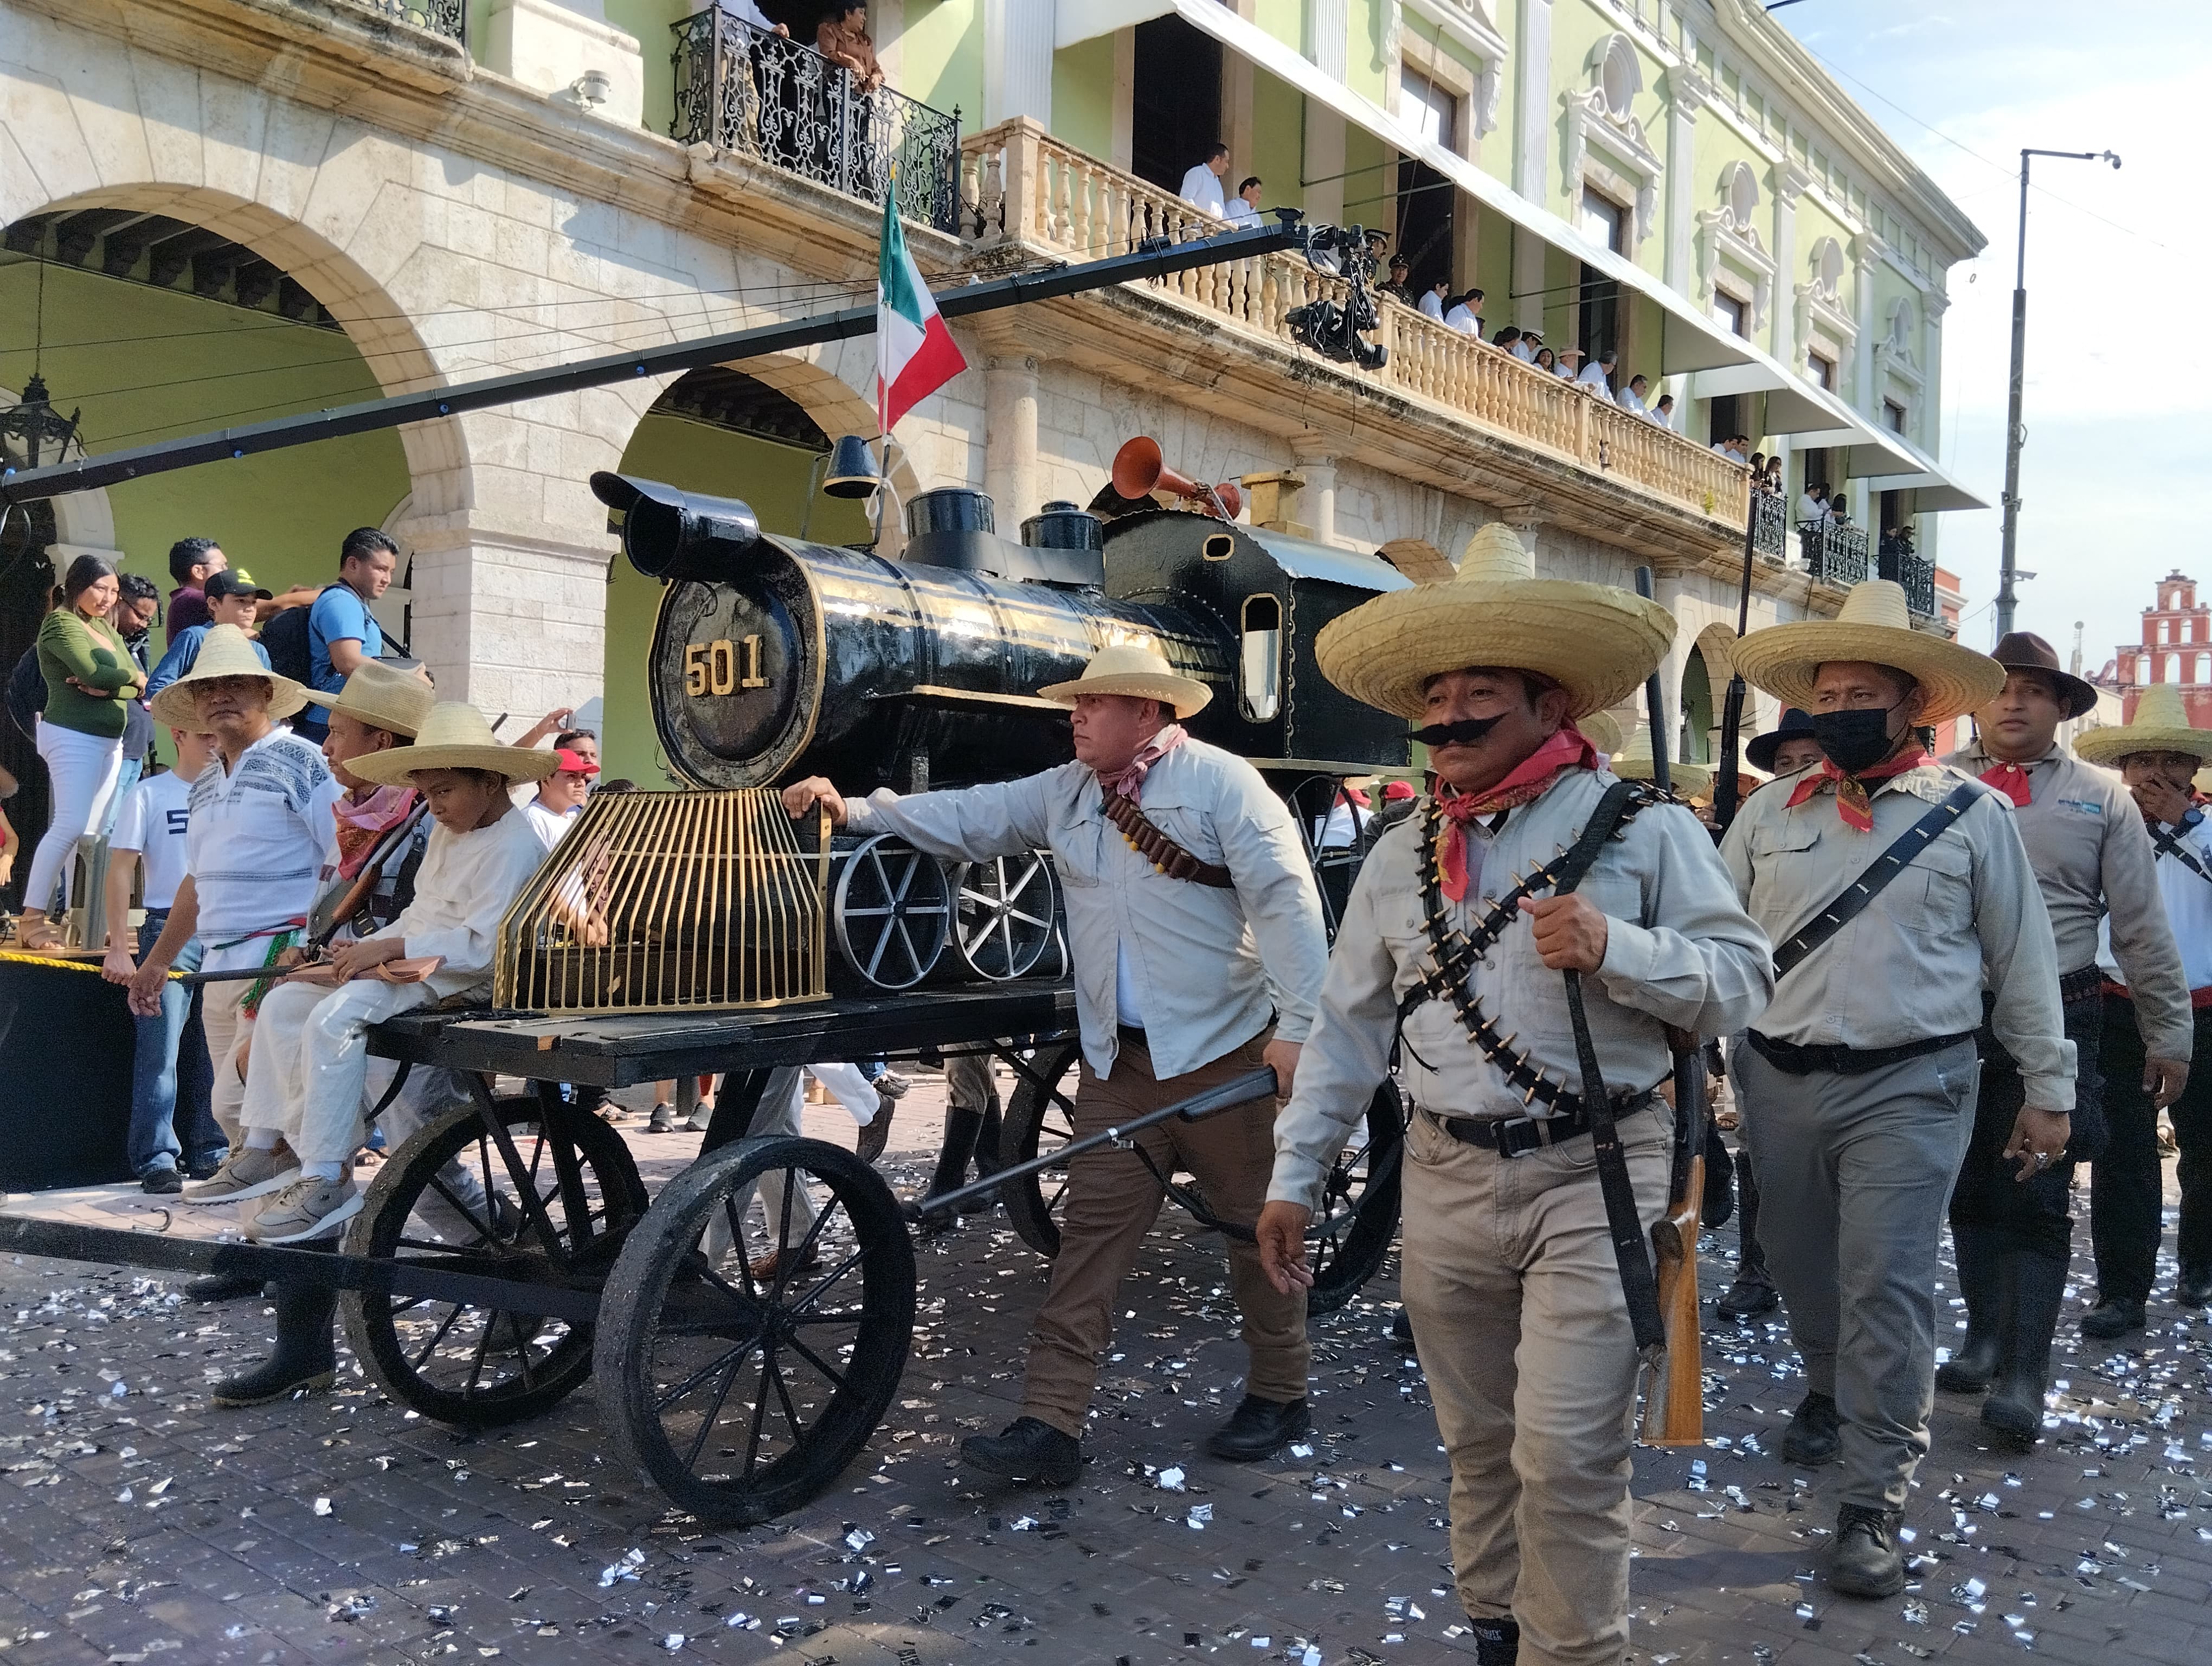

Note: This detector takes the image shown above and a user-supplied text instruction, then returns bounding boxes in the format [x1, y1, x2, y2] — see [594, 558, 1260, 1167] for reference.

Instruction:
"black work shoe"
[856, 1092, 898, 1165]
[183, 1272, 265, 1303]
[647, 1104, 677, 1134]
[139, 1168, 184, 1195]
[1390, 1309, 1415, 1347]
[960, 1417, 1082, 1486]
[1714, 1273, 1779, 1321]
[1782, 1391, 1841, 1466]
[2176, 1265, 2212, 1310]
[1470, 1617, 1519, 1666]
[1830, 1504, 1905, 1598]
[1205, 1394, 1311, 1462]
[2079, 1297, 2144, 1341]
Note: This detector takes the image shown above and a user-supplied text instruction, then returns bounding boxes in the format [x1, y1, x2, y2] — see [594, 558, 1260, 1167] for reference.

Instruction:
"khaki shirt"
[1719, 762, 2076, 1110]
[1269, 771, 1774, 1213]
[843, 738, 1327, 1081]
[1944, 741, 2192, 1061]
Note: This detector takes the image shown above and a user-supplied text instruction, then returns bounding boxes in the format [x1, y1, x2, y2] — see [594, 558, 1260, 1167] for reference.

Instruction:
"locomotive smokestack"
[590, 471, 761, 582]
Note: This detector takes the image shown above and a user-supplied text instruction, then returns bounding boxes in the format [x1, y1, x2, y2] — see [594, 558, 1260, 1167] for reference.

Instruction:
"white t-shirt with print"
[111, 770, 193, 911]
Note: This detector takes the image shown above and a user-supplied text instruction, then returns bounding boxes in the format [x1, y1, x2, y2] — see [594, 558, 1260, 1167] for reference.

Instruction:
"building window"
[1402, 67, 1455, 149]
[1808, 350, 1836, 391]
[1713, 291, 1747, 336]
[1883, 398, 1908, 434]
[2198, 652, 2209, 685]
[1396, 68, 1459, 300]
[1580, 189, 1625, 253]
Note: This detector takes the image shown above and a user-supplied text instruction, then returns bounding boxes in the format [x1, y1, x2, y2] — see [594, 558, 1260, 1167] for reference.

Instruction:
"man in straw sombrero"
[782, 639, 1329, 1483]
[1253, 525, 1772, 1666]
[126, 624, 344, 1216]
[2073, 683, 2212, 1332]
[190, 702, 555, 1247]
[1941, 634, 2187, 1441]
[1720, 581, 2069, 1598]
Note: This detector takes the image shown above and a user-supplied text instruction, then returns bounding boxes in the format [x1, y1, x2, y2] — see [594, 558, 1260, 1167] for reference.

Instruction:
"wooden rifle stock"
[1640, 1034, 1708, 1446]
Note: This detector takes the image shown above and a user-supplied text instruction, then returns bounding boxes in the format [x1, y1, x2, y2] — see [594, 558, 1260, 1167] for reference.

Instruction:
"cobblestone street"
[0, 1078, 2207, 1666]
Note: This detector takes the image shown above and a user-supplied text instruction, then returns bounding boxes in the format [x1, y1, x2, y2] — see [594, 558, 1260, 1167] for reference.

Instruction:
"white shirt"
[1512, 341, 1536, 362]
[1555, 360, 1579, 379]
[1712, 441, 1738, 457]
[1443, 304, 1482, 336]
[186, 729, 346, 973]
[1576, 361, 1613, 397]
[1178, 163, 1226, 218]
[524, 799, 578, 849]
[1650, 402, 1675, 427]
[371, 808, 550, 999]
[1418, 291, 1446, 321]
[111, 770, 192, 911]
[1798, 493, 1830, 521]
[1224, 196, 1260, 228]
[1618, 386, 1648, 416]
[2102, 811, 2212, 994]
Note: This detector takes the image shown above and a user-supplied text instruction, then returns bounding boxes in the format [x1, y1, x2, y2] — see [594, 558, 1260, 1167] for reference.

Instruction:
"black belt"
[2057, 963, 2104, 1007]
[1746, 1029, 1975, 1077]
[1424, 1091, 1658, 1158]
[1117, 1023, 1147, 1047]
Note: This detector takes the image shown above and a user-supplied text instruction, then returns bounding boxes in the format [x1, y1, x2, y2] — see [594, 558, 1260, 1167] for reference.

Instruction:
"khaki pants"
[1019, 1029, 1308, 1436]
[1401, 1102, 1670, 1666]
[199, 979, 254, 1148]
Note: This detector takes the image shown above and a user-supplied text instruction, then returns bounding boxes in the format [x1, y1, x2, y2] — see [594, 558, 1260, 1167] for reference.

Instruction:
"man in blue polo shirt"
[297, 529, 397, 742]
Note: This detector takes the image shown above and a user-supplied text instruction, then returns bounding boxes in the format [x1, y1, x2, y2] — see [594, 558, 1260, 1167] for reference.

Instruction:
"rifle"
[1631, 567, 1707, 1447]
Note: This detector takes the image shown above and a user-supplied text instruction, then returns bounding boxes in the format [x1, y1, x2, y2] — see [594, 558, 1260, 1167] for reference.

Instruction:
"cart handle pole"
[902, 1066, 1279, 1223]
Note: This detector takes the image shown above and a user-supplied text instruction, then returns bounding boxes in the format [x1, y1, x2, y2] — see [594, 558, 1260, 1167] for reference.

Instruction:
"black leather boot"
[2177, 1264, 2212, 1309]
[184, 1273, 267, 1303]
[1982, 1247, 2066, 1449]
[2079, 1294, 2144, 1340]
[961, 1417, 1082, 1485]
[1935, 1223, 2004, 1392]
[1714, 1271, 1779, 1321]
[210, 1278, 338, 1407]
[1391, 1308, 1415, 1347]
[1781, 1390, 1841, 1465]
[1206, 1394, 1311, 1462]
[1830, 1504, 1905, 1598]
[1470, 1617, 1519, 1666]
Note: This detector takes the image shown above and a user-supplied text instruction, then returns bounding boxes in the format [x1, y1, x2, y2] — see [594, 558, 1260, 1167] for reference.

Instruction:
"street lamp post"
[1996, 146, 2119, 640]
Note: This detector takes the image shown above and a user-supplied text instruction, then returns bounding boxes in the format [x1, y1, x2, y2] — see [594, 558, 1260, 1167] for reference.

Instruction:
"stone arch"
[1692, 619, 1738, 684]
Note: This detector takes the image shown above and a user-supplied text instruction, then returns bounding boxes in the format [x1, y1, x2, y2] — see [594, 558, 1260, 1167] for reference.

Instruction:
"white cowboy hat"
[2072, 682, 2210, 767]
[1729, 580, 2005, 727]
[1314, 523, 1675, 721]
[148, 623, 308, 728]
[1036, 641, 1212, 720]
[346, 701, 560, 787]
[298, 658, 435, 738]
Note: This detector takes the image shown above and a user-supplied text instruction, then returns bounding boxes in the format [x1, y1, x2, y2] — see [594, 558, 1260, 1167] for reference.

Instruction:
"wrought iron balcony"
[1799, 518, 1869, 588]
[1751, 488, 1787, 559]
[362, 1, 464, 42]
[1878, 534, 1937, 617]
[671, 9, 961, 234]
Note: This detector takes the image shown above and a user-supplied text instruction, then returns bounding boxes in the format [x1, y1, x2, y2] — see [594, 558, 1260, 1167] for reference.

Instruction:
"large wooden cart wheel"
[999, 1045, 1403, 1315]
[950, 852, 1061, 981]
[342, 1095, 648, 1428]
[831, 834, 952, 990]
[1279, 773, 1386, 943]
[594, 1135, 915, 1525]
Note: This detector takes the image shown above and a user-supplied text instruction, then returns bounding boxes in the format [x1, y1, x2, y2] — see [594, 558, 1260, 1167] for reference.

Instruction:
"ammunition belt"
[1102, 792, 1234, 888]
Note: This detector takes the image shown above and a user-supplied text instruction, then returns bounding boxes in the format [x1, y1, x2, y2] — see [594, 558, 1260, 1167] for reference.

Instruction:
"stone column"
[1308, 0, 1348, 82]
[1769, 159, 1809, 372]
[1512, 0, 1553, 332]
[1664, 65, 1708, 296]
[1291, 434, 1337, 546]
[1850, 230, 1887, 415]
[1304, 108, 1347, 228]
[985, 0, 1054, 127]
[983, 354, 1040, 528]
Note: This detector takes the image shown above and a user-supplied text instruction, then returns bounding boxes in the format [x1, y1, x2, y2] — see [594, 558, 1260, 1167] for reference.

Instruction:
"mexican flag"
[876, 187, 966, 433]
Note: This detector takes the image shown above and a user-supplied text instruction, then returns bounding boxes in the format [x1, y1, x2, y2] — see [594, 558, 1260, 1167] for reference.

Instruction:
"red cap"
[1382, 780, 1416, 800]
[554, 747, 599, 776]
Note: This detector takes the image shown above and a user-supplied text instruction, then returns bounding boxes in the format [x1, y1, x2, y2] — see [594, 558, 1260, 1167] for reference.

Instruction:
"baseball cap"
[204, 568, 272, 602]
[554, 747, 600, 776]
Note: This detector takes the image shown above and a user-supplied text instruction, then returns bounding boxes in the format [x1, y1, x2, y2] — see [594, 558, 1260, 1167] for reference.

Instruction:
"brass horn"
[1110, 436, 1243, 522]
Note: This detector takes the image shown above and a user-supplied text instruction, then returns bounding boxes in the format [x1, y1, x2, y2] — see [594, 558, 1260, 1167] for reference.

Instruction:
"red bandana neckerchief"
[1977, 758, 2036, 809]
[1433, 728, 1600, 902]
[1786, 748, 1929, 832]
[331, 784, 418, 879]
[1097, 723, 1189, 804]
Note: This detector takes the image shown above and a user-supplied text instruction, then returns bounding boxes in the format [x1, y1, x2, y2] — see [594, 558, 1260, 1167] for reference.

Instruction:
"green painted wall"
[1342, 123, 1396, 243]
[901, 0, 983, 131]
[0, 262, 410, 647]
[1347, 0, 1390, 106]
[1251, 0, 1304, 53]
[603, 414, 872, 787]
[1473, 204, 1513, 322]
[1051, 35, 1117, 160]
[602, 0, 693, 139]
[1251, 69, 1306, 215]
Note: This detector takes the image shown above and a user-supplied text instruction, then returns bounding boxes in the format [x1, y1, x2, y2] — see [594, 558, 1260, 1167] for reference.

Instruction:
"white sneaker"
[181, 1144, 300, 1206]
[245, 1176, 364, 1245]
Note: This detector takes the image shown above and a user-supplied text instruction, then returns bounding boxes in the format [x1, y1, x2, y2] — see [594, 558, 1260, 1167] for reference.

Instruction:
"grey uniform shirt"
[1719, 761, 2076, 1110]
[1269, 771, 1774, 1213]
[843, 738, 1327, 1081]
[1944, 741, 2192, 1061]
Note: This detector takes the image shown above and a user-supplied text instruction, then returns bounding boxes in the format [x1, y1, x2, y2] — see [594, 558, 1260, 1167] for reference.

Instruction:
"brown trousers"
[1019, 1028, 1310, 1436]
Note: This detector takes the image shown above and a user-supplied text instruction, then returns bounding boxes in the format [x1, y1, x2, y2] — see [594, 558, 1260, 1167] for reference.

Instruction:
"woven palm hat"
[1606, 724, 1713, 797]
[2073, 682, 2210, 766]
[149, 623, 308, 728]
[1578, 708, 1624, 755]
[1729, 580, 2004, 726]
[1315, 523, 1676, 721]
[1036, 640, 1212, 720]
[298, 658, 435, 738]
[346, 701, 560, 787]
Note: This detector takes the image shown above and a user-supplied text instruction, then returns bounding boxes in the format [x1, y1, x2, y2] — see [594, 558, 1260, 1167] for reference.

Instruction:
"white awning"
[1058, 3, 1174, 50]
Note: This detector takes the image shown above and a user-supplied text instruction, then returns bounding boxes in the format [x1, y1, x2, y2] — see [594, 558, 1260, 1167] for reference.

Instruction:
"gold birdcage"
[493, 790, 828, 1015]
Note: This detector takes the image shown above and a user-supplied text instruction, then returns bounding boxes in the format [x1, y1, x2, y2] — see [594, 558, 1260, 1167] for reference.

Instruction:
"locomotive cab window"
[1239, 594, 1283, 723]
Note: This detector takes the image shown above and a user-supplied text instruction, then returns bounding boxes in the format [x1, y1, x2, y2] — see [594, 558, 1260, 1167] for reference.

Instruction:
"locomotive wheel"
[1000, 1045, 1402, 1313]
[950, 852, 1060, 981]
[342, 1096, 648, 1428]
[594, 1136, 915, 1526]
[831, 835, 952, 990]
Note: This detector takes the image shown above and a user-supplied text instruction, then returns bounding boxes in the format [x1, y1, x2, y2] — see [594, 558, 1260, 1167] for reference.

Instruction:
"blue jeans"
[128, 914, 222, 1178]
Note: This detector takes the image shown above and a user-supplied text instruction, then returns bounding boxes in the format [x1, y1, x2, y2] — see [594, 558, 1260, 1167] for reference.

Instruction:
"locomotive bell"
[590, 471, 761, 582]
[820, 434, 882, 499]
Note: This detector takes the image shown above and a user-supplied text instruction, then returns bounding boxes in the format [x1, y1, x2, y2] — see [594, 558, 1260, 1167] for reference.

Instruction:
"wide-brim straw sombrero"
[1037, 640, 1212, 720]
[149, 622, 308, 728]
[1729, 580, 2004, 726]
[1606, 724, 1712, 796]
[347, 701, 560, 786]
[1578, 708, 1624, 755]
[298, 658, 435, 737]
[1315, 524, 1675, 721]
[2073, 682, 2211, 766]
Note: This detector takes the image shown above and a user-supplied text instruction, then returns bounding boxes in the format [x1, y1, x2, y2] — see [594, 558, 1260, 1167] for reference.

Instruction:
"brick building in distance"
[2106, 572, 2212, 725]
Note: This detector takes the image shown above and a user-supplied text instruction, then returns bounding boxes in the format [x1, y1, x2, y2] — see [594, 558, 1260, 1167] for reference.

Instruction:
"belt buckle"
[1493, 1114, 1547, 1157]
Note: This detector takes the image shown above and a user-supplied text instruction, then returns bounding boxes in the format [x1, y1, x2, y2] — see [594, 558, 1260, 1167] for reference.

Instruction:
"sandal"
[13, 914, 61, 953]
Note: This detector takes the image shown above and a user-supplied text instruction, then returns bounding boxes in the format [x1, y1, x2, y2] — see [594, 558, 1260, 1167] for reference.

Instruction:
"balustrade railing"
[1751, 489, 1788, 559]
[671, 10, 961, 234]
[1800, 518, 1870, 588]
[363, 1, 464, 42]
[1878, 537, 1937, 617]
[960, 119, 1748, 529]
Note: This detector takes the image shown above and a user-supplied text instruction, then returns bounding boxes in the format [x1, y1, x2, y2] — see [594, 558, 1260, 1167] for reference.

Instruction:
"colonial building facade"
[0, 0, 1982, 810]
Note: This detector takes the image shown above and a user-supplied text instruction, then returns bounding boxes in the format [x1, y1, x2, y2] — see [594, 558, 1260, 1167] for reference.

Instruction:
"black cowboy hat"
[1988, 631, 2099, 720]
[1746, 706, 1819, 773]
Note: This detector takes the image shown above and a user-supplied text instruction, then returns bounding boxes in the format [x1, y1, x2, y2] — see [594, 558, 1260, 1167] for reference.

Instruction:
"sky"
[1778, 0, 2211, 672]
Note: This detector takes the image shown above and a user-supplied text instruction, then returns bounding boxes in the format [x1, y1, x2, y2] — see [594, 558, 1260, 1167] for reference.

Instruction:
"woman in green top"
[18, 555, 140, 950]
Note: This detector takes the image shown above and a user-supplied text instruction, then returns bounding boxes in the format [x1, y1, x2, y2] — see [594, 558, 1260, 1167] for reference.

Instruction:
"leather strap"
[1102, 792, 1235, 888]
[1772, 781, 1981, 979]
[2149, 822, 2212, 888]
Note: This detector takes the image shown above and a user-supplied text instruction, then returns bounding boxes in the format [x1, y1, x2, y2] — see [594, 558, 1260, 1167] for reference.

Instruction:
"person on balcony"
[715, 0, 788, 36]
[1443, 290, 1483, 336]
[1651, 392, 1676, 428]
[1554, 345, 1585, 381]
[816, 3, 882, 94]
[1576, 348, 1618, 399]
[1378, 254, 1414, 306]
[1531, 345, 1555, 375]
[1178, 142, 1230, 219]
[1619, 373, 1651, 417]
[1799, 482, 1832, 523]
[1488, 322, 1518, 350]
[1512, 328, 1541, 362]
[1224, 175, 1264, 228]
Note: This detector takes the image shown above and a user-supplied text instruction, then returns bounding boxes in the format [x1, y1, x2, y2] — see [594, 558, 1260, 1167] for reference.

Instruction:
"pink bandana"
[1096, 724, 1189, 803]
[331, 785, 418, 879]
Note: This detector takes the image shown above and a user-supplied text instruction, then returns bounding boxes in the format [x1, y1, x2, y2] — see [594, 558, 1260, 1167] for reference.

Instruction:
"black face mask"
[1809, 704, 1902, 776]
[1410, 713, 1508, 749]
